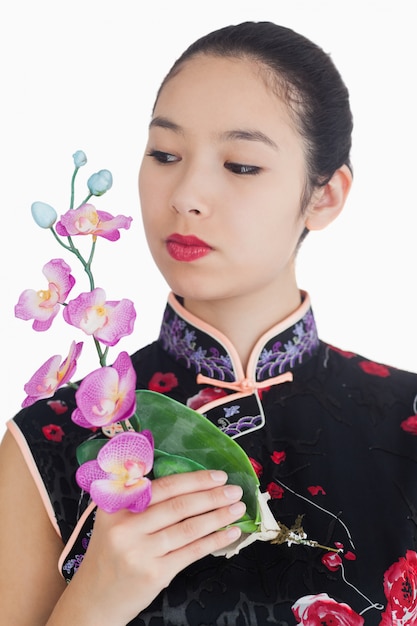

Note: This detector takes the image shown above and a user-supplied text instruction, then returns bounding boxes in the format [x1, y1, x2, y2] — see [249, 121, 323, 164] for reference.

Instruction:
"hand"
[60, 469, 245, 625]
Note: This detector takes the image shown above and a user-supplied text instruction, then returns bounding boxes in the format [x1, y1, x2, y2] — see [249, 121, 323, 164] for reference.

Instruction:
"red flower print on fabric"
[186, 386, 228, 410]
[148, 372, 178, 394]
[329, 345, 357, 359]
[322, 544, 356, 570]
[270, 450, 286, 465]
[267, 482, 284, 499]
[380, 550, 417, 624]
[249, 457, 263, 478]
[307, 485, 326, 496]
[292, 593, 364, 625]
[47, 399, 68, 415]
[401, 416, 417, 435]
[321, 552, 343, 572]
[42, 424, 65, 442]
[358, 360, 390, 377]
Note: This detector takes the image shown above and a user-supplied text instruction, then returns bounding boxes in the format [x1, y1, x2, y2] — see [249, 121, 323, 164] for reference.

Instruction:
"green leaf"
[153, 449, 207, 477]
[135, 390, 260, 524]
[76, 438, 108, 465]
[128, 411, 141, 431]
[234, 519, 259, 533]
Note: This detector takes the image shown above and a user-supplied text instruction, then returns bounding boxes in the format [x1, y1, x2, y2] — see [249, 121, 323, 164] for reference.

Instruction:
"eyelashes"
[146, 150, 262, 176]
[146, 149, 179, 163]
[224, 162, 261, 176]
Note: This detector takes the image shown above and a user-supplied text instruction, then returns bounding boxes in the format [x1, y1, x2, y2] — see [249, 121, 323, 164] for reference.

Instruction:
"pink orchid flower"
[75, 430, 154, 513]
[63, 287, 136, 347]
[72, 351, 136, 428]
[15, 259, 75, 331]
[56, 204, 132, 241]
[22, 341, 83, 407]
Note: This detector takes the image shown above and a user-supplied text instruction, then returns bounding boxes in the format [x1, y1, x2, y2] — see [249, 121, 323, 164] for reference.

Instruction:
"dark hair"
[155, 21, 353, 211]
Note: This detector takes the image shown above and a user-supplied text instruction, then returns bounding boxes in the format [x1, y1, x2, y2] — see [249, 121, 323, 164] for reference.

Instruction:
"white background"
[1, 0, 416, 431]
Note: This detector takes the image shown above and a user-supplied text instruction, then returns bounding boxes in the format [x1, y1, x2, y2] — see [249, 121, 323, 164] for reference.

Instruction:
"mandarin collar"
[157, 292, 319, 387]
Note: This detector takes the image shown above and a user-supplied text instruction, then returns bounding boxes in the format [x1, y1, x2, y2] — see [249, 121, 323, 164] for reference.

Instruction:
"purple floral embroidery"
[223, 405, 240, 418]
[257, 310, 319, 377]
[159, 311, 234, 380]
[217, 404, 263, 436]
[61, 526, 92, 580]
[218, 414, 263, 437]
[159, 304, 319, 382]
[62, 553, 85, 576]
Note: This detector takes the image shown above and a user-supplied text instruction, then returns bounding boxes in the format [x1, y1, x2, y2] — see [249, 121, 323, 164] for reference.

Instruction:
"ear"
[304, 164, 353, 231]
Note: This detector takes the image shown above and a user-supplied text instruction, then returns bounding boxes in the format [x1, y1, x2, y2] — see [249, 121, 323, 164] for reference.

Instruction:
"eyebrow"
[149, 116, 278, 150]
[219, 129, 278, 150]
[149, 116, 183, 134]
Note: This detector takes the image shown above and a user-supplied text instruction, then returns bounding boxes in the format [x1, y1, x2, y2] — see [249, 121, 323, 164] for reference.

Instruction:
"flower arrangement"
[15, 150, 337, 557]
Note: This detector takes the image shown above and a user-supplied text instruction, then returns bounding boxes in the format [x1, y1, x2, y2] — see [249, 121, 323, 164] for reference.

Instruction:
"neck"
[183, 284, 302, 371]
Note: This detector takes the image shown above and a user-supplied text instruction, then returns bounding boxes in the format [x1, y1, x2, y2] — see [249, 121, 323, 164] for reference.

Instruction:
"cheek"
[138, 162, 152, 208]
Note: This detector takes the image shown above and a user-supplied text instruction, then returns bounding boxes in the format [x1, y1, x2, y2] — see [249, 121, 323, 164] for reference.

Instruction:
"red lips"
[166, 233, 212, 262]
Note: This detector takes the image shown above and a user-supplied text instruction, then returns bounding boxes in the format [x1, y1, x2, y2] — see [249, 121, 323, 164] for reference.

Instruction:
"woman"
[1, 21, 417, 626]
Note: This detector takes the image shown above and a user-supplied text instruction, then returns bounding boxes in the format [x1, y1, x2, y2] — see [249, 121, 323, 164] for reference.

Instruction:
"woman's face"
[139, 55, 311, 311]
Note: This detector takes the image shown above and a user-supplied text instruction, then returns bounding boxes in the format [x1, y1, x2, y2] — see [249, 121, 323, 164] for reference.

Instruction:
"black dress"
[9, 293, 417, 625]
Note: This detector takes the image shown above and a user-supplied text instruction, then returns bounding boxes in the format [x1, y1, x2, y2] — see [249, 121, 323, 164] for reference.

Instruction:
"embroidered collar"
[158, 292, 319, 388]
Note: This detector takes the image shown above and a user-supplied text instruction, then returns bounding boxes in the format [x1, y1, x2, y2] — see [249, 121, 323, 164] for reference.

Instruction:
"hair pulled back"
[156, 21, 353, 202]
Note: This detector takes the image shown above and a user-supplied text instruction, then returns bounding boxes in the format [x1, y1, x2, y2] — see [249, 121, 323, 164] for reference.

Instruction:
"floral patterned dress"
[9, 292, 417, 626]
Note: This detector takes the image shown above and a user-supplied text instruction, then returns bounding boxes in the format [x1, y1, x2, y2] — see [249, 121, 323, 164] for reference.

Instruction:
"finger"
[155, 482, 243, 528]
[153, 498, 246, 555]
[150, 469, 228, 506]
[93, 470, 234, 534]
[155, 517, 244, 587]
[138, 480, 244, 535]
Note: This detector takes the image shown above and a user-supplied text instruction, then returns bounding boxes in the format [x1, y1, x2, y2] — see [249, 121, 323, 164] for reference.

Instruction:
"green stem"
[50, 227, 96, 291]
[94, 339, 108, 367]
[79, 192, 93, 207]
[84, 238, 97, 291]
[66, 381, 80, 390]
[50, 227, 73, 252]
[70, 167, 79, 210]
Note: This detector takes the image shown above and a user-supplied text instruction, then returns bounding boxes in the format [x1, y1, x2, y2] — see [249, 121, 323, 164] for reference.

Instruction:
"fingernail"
[210, 470, 228, 482]
[224, 485, 243, 500]
[229, 501, 246, 516]
[226, 526, 241, 541]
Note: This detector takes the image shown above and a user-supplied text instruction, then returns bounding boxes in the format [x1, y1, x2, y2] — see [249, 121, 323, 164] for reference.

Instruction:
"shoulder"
[318, 341, 417, 420]
[322, 341, 417, 385]
[12, 383, 80, 444]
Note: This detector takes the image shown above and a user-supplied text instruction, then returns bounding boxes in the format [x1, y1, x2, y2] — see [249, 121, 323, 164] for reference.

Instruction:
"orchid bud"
[87, 169, 113, 196]
[31, 201, 58, 228]
[72, 150, 87, 168]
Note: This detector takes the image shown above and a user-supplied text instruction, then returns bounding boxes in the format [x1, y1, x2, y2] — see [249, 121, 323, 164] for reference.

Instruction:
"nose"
[170, 162, 211, 217]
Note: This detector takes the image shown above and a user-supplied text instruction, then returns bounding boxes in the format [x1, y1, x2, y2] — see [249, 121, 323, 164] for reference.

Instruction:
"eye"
[146, 150, 180, 164]
[224, 162, 261, 176]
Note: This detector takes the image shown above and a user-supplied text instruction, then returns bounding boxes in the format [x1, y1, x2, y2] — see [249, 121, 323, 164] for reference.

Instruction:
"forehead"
[153, 55, 300, 145]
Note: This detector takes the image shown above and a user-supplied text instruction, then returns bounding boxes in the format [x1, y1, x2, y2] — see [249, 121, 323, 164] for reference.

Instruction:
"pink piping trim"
[58, 501, 96, 578]
[196, 371, 293, 394]
[7, 420, 61, 536]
